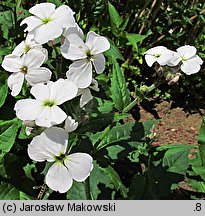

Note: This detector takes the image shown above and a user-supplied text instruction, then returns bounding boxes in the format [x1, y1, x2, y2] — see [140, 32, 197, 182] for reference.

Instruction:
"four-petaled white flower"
[144, 46, 173, 67]
[77, 78, 99, 108]
[12, 33, 48, 60]
[61, 31, 110, 88]
[64, 116, 78, 133]
[20, 3, 76, 44]
[14, 79, 78, 127]
[2, 49, 52, 96]
[28, 127, 93, 193]
[167, 45, 203, 75]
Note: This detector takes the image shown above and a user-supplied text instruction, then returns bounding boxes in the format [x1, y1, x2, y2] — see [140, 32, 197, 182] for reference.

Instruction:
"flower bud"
[64, 116, 78, 133]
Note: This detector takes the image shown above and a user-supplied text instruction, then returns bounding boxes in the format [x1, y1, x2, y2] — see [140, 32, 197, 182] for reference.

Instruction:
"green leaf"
[89, 161, 115, 199]
[104, 40, 124, 61]
[0, 182, 32, 200]
[96, 98, 114, 113]
[110, 58, 131, 111]
[23, 163, 36, 181]
[91, 122, 134, 150]
[192, 166, 205, 181]
[198, 116, 205, 166]
[0, 71, 8, 108]
[0, 118, 21, 155]
[101, 165, 128, 198]
[108, 2, 122, 27]
[0, 182, 20, 200]
[0, 10, 15, 39]
[126, 32, 152, 51]
[67, 182, 86, 200]
[160, 145, 192, 175]
[188, 179, 205, 193]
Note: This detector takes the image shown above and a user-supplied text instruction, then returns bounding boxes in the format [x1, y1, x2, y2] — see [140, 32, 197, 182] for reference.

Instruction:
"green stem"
[122, 82, 161, 113]
[84, 177, 92, 200]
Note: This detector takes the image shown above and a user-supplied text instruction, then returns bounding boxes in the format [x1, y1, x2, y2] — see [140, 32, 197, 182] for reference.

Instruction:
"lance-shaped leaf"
[110, 58, 131, 111]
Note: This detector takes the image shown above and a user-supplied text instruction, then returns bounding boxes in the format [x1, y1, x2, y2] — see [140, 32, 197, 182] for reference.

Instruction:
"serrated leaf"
[90, 161, 114, 199]
[101, 165, 128, 198]
[96, 98, 114, 113]
[91, 122, 134, 150]
[67, 181, 86, 200]
[161, 145, 191, 175]
[0, 72, 8, 108]
[110, 58, 131, 111]
[23, 163, 36, 181]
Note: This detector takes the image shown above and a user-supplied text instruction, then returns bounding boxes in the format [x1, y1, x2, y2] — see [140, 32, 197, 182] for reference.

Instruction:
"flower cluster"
[144, 45, 203, 75]
[1, 2, 110, 193]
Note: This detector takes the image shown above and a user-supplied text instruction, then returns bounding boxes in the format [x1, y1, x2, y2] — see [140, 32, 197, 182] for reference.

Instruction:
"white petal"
[64, 153, 93, 182]
[12, 41, 26, 56]
[181, 61, 201, 75]
[34, 22, 62, 44]
[28, 127, 68, 162]
[2, 55, 22, 72]
[49, 79, 78, 105]
[90, 78, 99, 91]
[7, 73, 24, 96]
[66, 60, 92, 88]
[29, 3, 55, 19]
[144, 54, 157, 67]
[166, 52, 181, 66]
[20, 16, 42, 32]
[25, 67, 52, 86]
[61, 33, 87, 60]
[86, 31, 110, 55]
[63, 24, 84, 39]
[157, 51, 173, 66]
[46, 163, 73, 193]
[189, 55, 203, 65]
[65, 116, 78, 132]
[51, 5, 75, 28]
[145, 46, 168, 55]
[80, 88, 93, 108]
[30, 83, 50, 101]
[35, 106, 67, 127]
[92, 53, 105, 74]
[14, 99, 43, 121]
[23, 49, 45, 68]
[177, 45, 196, 60]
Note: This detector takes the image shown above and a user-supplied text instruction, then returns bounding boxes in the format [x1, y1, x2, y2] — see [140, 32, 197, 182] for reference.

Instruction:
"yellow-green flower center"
[155, 53, 161, 58]
[86, 50, 94, 61]
[42, 17, 52, 25]
[24, 45, 31, 53]
[42, 99, 57, 108]
[21, 66, 28, 74]
[181, 56, 187, 61]
[55, 153, 67, 163]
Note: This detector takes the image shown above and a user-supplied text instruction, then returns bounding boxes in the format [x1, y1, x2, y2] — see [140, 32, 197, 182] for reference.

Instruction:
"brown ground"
[139, 100, 202, 146]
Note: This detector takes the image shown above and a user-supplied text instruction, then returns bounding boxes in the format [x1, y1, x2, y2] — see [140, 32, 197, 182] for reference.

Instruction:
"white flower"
[12, 33, 48, 60]
[64, 116, 78, 133]
[14, 79, 78, 127]
[28, 127, 93, 193]
[167, 45, 203, 75]
[77, 79, 99, 108]
[20, 3, 76, 44]
[2, 49, 51, 96]
[61, 31, 110, 88]
[145, 46, 173, 67]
